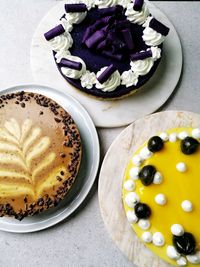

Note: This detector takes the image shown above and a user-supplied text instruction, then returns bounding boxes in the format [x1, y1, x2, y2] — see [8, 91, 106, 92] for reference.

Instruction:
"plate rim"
[0, 83, 100, 233]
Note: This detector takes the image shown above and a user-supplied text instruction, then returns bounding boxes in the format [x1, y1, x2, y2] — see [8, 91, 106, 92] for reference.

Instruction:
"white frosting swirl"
[187, 252, 200, 264]
[118, 0, 132, 8]
[65, 12, 87, 24]
[125, 3, 150, 25]
[151, 46, 161, 61]
[61, 18, 73, 32]
[96, 67, 121, 92]
[167, 246, 180, 260]
[61, 55, 86, 79]
[143, 26, 165, 46]
[49, 33, 73, 52]
[121, 70, 138, 87]
[95, 0, 118, 8]
[131, 58, 153, 76]
[80, 71, 96, 89]
[152, 232, 165, 247]
[123, 180, 135, 191]
[171, 224, 184, 236]
[55, 49, 71, 63]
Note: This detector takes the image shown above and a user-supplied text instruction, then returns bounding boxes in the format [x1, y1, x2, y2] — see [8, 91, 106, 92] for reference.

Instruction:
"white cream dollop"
[142, 27, 165, 46]
[65, 12, 87, 24]
[60, 18, 73, 32]
[125, 4, 149, 25]
[121, 70, 139, 87]
[155, 194, 167, 205]
[126, 210, 138, 223]
[192, 128, 200, 139]
[95, 0, 118, 8]
[177, 257, 187, 266]
[138, 219, 150, 230]
[181, 200, 193, 212]
[96, 67, 121, 92]
[139, 147, 153, 160]
[118, 0, 132, 8]
[123, 179, 135, 191]
[80, 71, 96, 89]
[55, 49, 71, 63]
[176, 162, 187, 173]
[169, 133, 177, 142]
[49, 33, 73, 52]
[178, 131, 188, 140]
[186, 252, 200, 264]
[153, 172, 163, 184]
[61, 55, 86, 79]
[159, 132, 168, 141]
[132, 154, 142, 166]
[166, 246, 180, 260]
[151, 46, 161, 61]
[152, 232, 165, 247]
[171, 224, 184, 236]
[125, 192, 140, 208]
[131, 58, 154, 76]
[129, 167, 140, 180]
[142, 231, 152, 243]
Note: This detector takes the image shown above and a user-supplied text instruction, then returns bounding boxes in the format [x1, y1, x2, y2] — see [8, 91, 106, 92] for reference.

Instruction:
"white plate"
[30, 1, 182, 128]
[0, 84, 100, 233]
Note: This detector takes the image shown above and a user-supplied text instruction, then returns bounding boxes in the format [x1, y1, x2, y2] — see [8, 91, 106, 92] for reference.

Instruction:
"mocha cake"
[0, 91, 81, 220]
[122, 128, 200, 266]
[44, 0, 170, 100]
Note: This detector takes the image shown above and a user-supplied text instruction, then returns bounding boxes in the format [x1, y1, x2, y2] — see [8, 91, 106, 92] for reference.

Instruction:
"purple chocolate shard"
[44, 24, 65, 41]
[133, 0, 144, 11]
[85, 30, 105, 49]
[122, 29, 134, 50]
[59, 58, 82, 71]
[99, 5, 123, 17]
[97, 64, 117, 84]
[149, 18, 170, 36]
[102, 51, 123, 61]
[65, 3, 87, 13]
[115, 20, 130, 30]
[131, 50, 152, 61]
[97, 40, 109, 51]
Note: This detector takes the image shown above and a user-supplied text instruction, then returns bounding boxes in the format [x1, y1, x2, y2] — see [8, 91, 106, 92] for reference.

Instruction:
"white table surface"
[0, 1, 199, 266]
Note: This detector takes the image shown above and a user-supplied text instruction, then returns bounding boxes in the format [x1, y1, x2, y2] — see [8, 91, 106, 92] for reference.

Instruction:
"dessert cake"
[44, 0, 170, 99]
[123, 128, 200, 266]
[0, 91, 81, 220]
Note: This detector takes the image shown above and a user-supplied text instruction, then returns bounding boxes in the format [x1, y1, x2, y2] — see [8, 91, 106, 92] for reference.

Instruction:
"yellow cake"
[0, 91, 81, 220]
[123, 127, 200, 266]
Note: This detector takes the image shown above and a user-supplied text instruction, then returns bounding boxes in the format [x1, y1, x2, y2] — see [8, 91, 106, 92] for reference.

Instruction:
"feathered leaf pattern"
[0, 118, 66, 198]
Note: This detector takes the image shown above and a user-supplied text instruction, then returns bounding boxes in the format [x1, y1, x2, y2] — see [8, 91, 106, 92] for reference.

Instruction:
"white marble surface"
[0, 1, 200, 266]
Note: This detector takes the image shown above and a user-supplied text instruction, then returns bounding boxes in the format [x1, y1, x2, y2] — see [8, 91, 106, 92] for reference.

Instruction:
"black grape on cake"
[44, 0, 170, 100]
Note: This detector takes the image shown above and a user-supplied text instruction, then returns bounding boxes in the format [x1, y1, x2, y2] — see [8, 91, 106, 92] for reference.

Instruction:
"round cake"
[122, 128, 200, 266]
[44, 0, 170, 100]
[0, 91, 81, 220]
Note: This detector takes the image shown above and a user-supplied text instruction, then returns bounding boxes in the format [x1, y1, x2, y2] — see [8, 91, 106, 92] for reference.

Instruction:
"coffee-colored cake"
[0, 91, 81, 220]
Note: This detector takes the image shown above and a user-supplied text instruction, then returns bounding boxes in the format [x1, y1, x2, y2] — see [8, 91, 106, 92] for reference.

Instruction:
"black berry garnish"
[181, 137, 199, 155]
[139, 165, 156, 186]
[173, 232, 196, 255]
[148, 136, 164, 152]
[134, 203, 151, 219]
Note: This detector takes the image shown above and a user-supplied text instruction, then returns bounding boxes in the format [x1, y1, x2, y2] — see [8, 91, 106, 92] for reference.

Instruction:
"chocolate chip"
[20, 102, 25, 108]
[54, 117, 61, 123]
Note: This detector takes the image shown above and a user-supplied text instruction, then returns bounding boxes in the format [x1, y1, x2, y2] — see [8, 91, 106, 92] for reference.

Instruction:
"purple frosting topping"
[149, 18, 170, 36]
[99, 5, 123, 17]
[65, 3, 87, 13]
[133, 0, 144, 11]
[97, 64, 117, 84]
[131, 50, 152, 61]
[122, 29, 135, 50]
[59, 58, 82, 70]
[82, 8, 135, 61]
[44, 24, 65, 41]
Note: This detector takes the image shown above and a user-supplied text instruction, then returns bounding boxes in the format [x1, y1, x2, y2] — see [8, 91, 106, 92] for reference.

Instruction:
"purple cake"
[44, 0, 170, 100]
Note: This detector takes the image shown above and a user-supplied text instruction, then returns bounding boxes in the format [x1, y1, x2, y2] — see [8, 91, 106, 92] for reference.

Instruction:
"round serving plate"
[30, 1, 182, 128]
[0, 84, 100, 233]
[98, 110, 200, 267]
